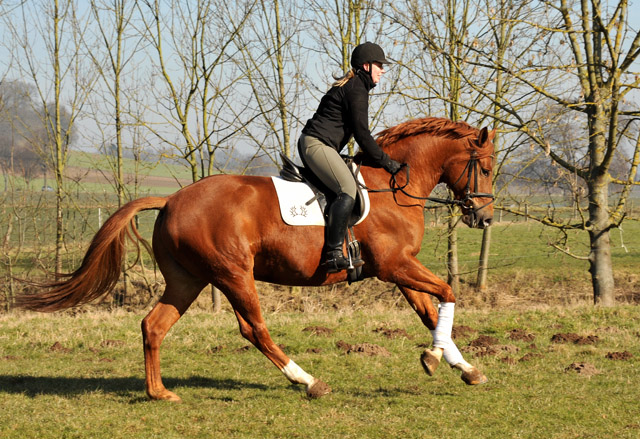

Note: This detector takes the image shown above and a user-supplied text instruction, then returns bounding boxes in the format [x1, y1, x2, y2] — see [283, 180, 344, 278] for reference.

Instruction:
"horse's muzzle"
[461, 201, 493, 229]
[462, 212, 492, 229]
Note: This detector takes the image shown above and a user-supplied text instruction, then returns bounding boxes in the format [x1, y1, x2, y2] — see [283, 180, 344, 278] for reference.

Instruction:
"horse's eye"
[481, 168, 491, 177]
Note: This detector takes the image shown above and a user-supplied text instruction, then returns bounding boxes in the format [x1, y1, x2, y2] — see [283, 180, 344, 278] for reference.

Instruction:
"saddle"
[277, 153, 369, 227]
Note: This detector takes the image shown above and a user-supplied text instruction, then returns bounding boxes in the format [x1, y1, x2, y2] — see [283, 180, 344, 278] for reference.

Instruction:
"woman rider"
[299, 42, 402, 273]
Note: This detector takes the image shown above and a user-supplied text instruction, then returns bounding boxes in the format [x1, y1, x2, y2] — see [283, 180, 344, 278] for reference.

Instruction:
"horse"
[17, 116, 496, 402]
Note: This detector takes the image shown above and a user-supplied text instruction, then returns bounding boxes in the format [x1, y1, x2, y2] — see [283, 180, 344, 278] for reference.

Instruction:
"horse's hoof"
[420, 349, 440, 376]
[460, 368, 488, 386]
[148, 389, 183, 403]
[306, 379, 331, 398]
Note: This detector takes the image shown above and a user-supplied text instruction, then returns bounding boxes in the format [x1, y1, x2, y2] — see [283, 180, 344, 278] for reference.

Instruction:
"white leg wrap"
[281, 360, 315, 386]
[430, 302, 471, 368]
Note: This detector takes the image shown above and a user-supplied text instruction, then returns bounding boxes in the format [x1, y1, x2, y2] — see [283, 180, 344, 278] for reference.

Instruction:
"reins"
[351, 151, 495, 212]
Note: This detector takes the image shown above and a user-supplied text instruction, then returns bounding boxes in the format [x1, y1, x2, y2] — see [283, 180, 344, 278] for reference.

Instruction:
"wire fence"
[2, 193, 638, 311]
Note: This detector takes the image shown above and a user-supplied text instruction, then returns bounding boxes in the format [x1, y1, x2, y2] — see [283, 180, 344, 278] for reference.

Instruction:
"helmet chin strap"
[359, 63, 374, 79]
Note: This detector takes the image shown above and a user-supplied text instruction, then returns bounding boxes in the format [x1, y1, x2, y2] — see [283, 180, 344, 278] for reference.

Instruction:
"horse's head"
[374, 117, 495, 228]
[442, 126, 496, 229]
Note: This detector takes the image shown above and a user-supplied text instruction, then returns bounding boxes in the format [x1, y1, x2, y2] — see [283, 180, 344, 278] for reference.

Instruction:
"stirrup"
[323, 253, 350, 273]
[323, 251, 364, 273]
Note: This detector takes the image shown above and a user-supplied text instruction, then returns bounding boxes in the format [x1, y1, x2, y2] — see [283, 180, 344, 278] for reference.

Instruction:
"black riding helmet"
[350, 42, 390, 70]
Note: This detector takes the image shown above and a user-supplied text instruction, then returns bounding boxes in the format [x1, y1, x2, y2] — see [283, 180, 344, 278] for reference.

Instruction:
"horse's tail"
[15, 197, 168, 312]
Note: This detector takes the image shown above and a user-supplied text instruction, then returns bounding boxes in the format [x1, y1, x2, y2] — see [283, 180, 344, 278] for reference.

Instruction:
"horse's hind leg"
[220, 275, 331, 398]
[399, 285, 487, 385]
[141, 268, 206, 402]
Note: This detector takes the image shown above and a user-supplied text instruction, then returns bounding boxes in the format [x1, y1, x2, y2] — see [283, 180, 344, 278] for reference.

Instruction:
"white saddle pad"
[271, 170, 370, 227]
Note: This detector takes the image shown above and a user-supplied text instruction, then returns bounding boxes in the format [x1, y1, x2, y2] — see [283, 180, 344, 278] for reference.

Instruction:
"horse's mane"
[376, 117, 478, 148]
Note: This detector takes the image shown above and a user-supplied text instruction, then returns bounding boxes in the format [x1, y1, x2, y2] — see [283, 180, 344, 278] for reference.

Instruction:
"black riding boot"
[323, 193, 365, 273]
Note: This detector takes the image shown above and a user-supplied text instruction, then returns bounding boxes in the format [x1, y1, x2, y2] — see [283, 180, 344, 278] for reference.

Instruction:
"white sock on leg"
[430, 302, 471, 368]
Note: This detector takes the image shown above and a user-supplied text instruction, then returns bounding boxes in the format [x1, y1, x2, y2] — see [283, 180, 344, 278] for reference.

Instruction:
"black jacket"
[302, 70, 392, 168]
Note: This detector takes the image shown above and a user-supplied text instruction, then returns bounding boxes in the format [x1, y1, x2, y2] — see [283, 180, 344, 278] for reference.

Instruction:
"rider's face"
[364, 62, 385, 84]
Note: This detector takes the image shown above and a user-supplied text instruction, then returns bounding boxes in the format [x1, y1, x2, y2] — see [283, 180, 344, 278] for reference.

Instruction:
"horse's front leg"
[383, 258, 487, 385]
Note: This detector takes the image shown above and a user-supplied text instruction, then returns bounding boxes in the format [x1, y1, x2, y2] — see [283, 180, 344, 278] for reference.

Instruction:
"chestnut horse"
[17, 117, 495, 402]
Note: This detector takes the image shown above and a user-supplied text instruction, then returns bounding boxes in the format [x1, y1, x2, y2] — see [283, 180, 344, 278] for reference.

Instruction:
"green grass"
[420, 216, 640, 276]
[1, 306, 639, 438]
[67, 150, 194, 181]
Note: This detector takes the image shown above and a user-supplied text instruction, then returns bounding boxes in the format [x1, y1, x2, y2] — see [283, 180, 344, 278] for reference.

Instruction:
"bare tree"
[137, 0, 251, 182]
[485, 0, 640, 305]
[2, 0, 97, 272]
[474, 0, 532, 291]
[86, 0, 145, 208]
[234, 0, 306, 163]
[388, 0, 492, 293]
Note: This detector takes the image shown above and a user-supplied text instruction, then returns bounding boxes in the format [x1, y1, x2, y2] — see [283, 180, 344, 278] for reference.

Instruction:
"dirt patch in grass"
[551, 333, 599, 345]
[466, 344, 520, 357]
[336, 340, 390, 357]
[452, 325, 477, 339]
[519, 352, 544, 362]
[207, 345, 225, 355]
[303, 326, 334, 336]
[508, 328, 536, 342]
[461, 335, 520, 357]
[100, 339, 125, 348]
[565, 362, 599, 376]
[50, 341, 72, 353]
[469, 335, 500, 347]
[373, 327, 412, 339]
[605, 351, 633, 360]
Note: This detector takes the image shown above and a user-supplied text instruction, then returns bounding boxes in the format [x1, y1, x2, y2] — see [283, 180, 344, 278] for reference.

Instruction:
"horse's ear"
[478, 127, 489, 145]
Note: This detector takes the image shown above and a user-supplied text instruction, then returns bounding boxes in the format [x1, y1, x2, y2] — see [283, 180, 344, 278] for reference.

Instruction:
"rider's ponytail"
[332, 69, 356, 87]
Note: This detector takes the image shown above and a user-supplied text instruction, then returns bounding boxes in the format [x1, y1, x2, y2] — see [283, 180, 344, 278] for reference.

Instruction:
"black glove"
[383, 159, 402, 175]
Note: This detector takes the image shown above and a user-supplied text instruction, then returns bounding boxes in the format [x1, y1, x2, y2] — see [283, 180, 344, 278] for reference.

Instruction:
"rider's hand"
[384, 159, 402, 175]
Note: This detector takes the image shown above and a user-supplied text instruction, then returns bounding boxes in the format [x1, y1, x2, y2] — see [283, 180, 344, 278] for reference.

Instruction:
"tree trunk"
[211, 285, 221, 313]
[447, 206, 459, 294]
[476, 225, 491, 291]
[587, 177, 615, 305]
[585, 83, 616, 306]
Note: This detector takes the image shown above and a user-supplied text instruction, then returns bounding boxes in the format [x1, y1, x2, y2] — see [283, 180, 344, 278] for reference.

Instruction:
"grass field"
[2, 154, 639, 437]
[1, 306, 639, 438]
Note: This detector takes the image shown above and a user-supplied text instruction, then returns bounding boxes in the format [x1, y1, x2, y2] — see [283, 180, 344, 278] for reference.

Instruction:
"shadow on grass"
[0, 374, 270, 401]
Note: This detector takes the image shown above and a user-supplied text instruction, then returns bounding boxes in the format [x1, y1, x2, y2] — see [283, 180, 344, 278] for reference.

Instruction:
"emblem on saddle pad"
[271, 163, 370, 227]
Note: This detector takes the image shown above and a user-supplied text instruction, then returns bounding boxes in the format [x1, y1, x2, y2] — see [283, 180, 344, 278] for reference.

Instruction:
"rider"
[299, 42, 402, 273]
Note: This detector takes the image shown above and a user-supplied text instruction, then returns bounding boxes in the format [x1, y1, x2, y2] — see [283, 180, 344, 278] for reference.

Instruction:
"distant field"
[6, 150, 194, 195]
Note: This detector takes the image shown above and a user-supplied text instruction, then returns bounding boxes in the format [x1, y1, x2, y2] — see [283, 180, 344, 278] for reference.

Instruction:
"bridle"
[356, 150, 495, 214]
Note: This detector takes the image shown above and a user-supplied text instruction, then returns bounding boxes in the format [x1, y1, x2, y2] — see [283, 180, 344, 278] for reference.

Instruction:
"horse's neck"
[377, 137, 453, 198]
